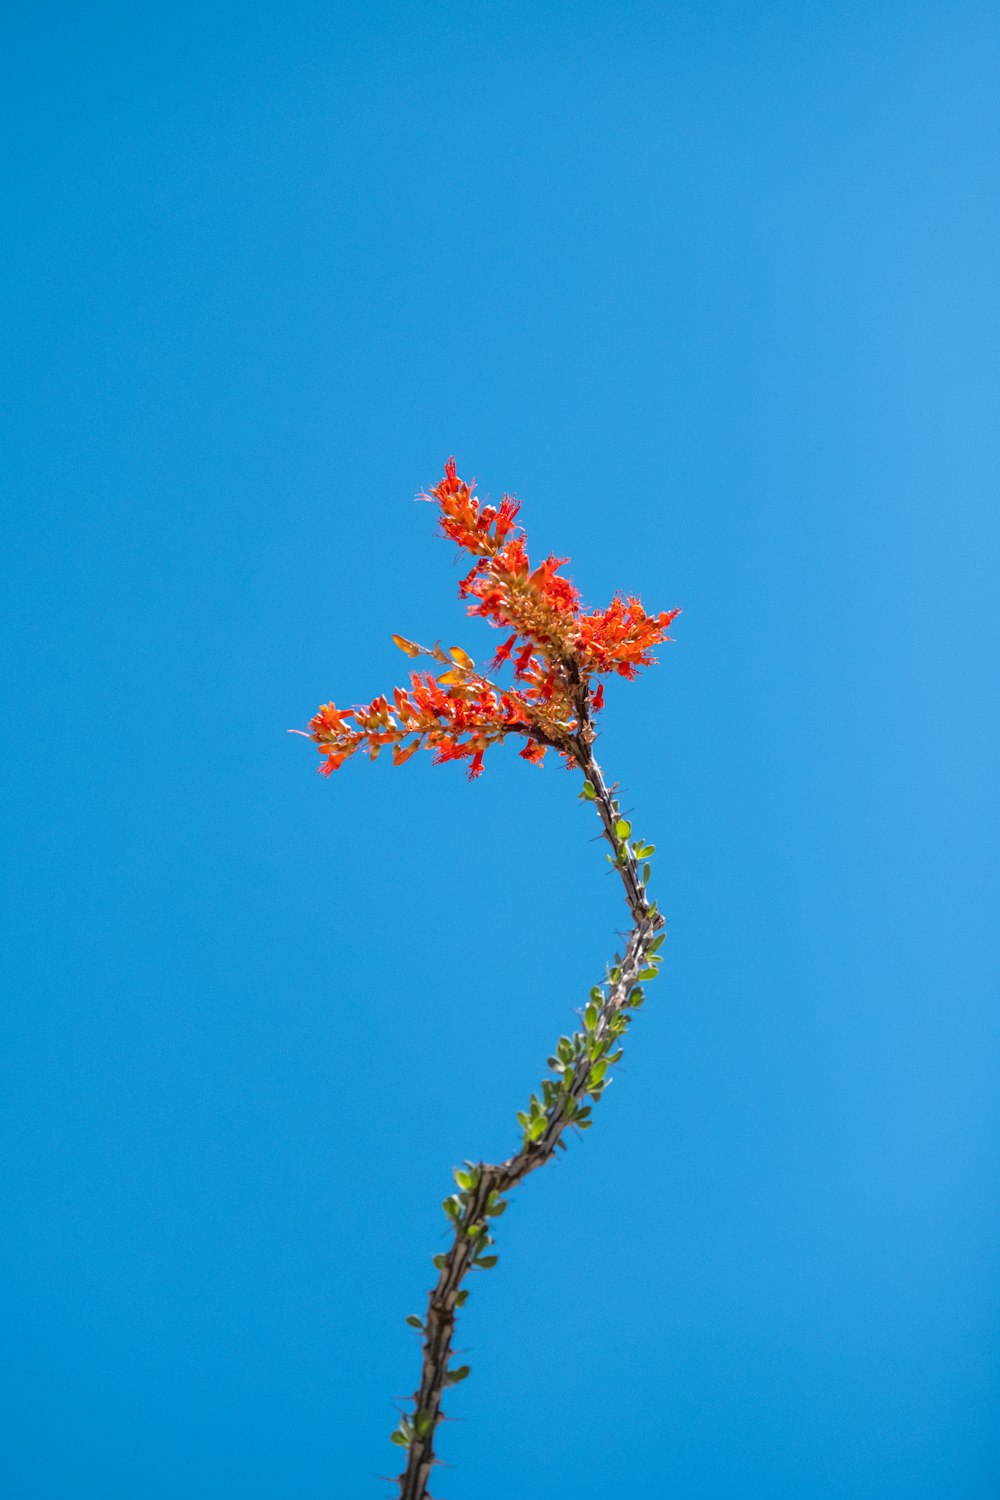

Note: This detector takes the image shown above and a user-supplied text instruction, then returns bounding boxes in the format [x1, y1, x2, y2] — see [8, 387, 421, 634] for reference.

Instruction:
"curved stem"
[395, 743, 664, 1499]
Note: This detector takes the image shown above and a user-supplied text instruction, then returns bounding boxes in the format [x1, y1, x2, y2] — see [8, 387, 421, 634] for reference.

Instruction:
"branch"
[393, 735, 666, 1499]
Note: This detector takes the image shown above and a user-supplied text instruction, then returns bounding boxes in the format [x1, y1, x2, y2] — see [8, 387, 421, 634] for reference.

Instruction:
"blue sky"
[3, 3, 998, 1496]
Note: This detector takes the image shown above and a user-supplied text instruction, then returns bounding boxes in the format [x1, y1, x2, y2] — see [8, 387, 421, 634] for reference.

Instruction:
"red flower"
[303, 458, 679, 779]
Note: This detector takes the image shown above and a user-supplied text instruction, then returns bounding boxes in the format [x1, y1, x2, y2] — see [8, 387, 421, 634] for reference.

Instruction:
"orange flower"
[302, 458, 679, 779]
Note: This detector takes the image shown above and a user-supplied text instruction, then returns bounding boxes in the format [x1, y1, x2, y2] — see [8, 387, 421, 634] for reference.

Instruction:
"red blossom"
[303, 458, 679, 779]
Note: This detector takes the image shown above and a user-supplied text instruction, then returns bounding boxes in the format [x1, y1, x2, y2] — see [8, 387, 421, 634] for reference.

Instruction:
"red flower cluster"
[304, 459, 679, 779]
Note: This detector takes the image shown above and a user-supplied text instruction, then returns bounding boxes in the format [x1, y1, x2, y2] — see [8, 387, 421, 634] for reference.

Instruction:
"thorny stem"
[396, 707, 664, 1500]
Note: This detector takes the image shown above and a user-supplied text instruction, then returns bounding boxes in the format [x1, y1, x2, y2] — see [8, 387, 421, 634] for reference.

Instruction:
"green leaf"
[455, 1289, 469, 1307]
[442, 1196, 461, 1218]
[581, 780, 596, 799]
[516, 1111, 529, 1129]
[453, 1167, 476, 1192]
[390, 1430, 410, 1449]
[642, 863, 651, 885]
[590, 1060, 608, 1085]
[446, 1364, 472, 1385]
[475, 1254, 498, 1269]
[584, 1002, 598, 1030]
[609, 966, 622, 983]
[638, 967, 659, 981]
[405, 1315, 423, 1330]
[529, 1115, 547, 1142]
[414, 1410, 434, 1438]
[629, 987, 646, 1007]
[432, 1253, 447, 1269]
[485, 1198, 507, 1216]
[649, 934, 665, 953]
[615, 818, 631, 838]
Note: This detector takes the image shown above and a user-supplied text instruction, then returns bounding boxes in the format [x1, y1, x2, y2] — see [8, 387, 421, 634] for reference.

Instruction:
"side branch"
[394, 748, 665, 1500]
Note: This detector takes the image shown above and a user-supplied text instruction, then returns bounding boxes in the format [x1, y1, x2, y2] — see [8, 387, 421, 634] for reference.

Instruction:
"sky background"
[3, 2, 999, 1496]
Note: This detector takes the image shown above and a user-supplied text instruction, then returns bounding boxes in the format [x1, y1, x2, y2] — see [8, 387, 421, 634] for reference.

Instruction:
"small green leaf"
[454, 1168, 475, 1192]
[414, 1410, 434, 1438]
[609, 966, 622, 983]
[446, 1364, 472, 1385]
[390, 1430, 410, 1449]
[455, 1289, 469, 1307]
[406, 1315, 423, 1330]
[584, 1003, 598, 1030]
[581, 779, 596, 799]
[432, 1253, 447, 1269]
[639, 967, 659, 981]
[615, 818, 631, 838]
[649, 934, 665, 953]
[475, 1254, 498, 1269]
[529, 1115, 547, 1142]
[590, 1060, 608, 1085]
[642, 863, 652, 885]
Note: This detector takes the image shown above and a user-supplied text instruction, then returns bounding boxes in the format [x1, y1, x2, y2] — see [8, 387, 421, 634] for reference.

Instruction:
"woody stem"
[395, 735, 663, 1500]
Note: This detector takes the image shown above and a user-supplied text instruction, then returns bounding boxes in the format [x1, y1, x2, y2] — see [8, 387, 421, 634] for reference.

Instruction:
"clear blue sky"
[3, 3, 998, 1496]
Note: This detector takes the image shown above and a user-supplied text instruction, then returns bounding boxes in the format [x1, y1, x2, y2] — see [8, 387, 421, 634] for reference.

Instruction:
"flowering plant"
[301, 460, 679, 1499]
